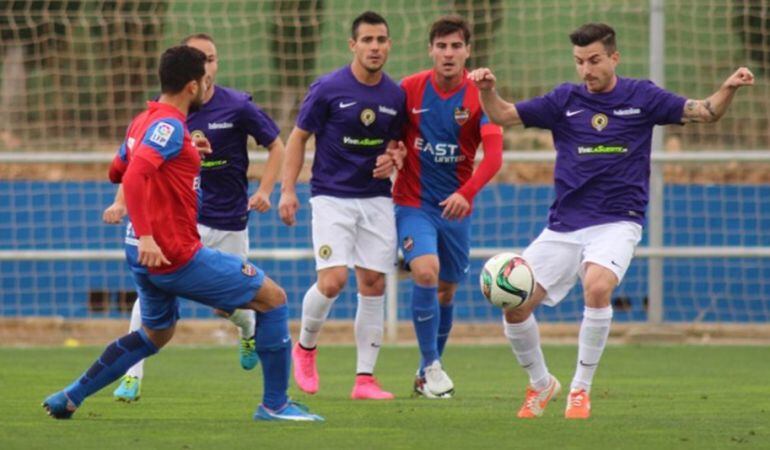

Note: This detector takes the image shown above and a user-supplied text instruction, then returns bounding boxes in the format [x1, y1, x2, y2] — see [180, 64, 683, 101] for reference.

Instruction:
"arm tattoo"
[686, 100, 697, 112]
[703, 99, 717, 117]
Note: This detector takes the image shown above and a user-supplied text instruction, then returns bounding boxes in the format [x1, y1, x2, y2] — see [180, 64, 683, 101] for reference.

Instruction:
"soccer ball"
[479, 253, 535, 309]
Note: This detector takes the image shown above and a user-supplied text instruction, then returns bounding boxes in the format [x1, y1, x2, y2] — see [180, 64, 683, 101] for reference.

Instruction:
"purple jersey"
[188, 85, 280, 231]
[516, 77, 687, 231]
[296, 65, 405, 198]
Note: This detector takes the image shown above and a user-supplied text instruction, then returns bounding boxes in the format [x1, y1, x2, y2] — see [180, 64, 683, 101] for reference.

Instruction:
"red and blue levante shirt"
[394, 69, 503, 213]
[109, 101, 203, 274]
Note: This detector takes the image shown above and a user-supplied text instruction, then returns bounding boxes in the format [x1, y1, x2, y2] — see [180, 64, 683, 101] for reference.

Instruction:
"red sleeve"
[456, 125, 503, 202]
[108, 154, 128, 184]
[122, 155, 159, 237]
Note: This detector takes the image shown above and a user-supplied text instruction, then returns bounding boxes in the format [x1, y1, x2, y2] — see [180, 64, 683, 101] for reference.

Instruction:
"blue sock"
[412, 284, 439, 373]
[437, 303, 454, 358]
[64, 329, 158, 405]
[255, 305, 290, 410]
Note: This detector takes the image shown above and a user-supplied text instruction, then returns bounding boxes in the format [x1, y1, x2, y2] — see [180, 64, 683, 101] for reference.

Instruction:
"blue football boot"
[113, 375, 141, 402]
[253, 400, 324, 422]
[42, 391, 78, 419]
[239, 337, 259, 370]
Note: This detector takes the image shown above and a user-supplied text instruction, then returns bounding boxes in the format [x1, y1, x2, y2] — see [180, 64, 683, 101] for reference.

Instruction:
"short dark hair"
[569, 23, 617, 54]
[180, 33, 215, 46]
[351, 11, 389, 40]
[429, 15, 471, 45]
[158, 46, 207, 94]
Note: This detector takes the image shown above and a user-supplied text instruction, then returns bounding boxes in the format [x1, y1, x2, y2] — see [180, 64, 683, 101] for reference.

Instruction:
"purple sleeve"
[239, 98, 280, 146]
[643, 81, 687, 126]
[295, 79, 328, 133]
[514, 85, 566, 130]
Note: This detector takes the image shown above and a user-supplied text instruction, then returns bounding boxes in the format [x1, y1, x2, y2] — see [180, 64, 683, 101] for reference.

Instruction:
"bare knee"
[583, 281, 614, 307]
[143, 325, 175, 349]
[356, 268, 385, 296]
[437, 281, 457, 306]
[410, 255, 439, 287]
[317, 268, 347, 297]
[246, 276, 287, 312]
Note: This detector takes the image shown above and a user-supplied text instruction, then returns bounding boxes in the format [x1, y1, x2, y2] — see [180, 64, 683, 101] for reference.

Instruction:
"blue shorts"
[134, 246, 265, 330]
[395, 205, 471, 283]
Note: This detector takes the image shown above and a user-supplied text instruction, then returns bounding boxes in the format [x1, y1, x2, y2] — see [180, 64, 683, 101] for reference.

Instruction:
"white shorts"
[197, 223, 249, 261]
[310, 195, 397, 274]
[522, 221, 642, 306]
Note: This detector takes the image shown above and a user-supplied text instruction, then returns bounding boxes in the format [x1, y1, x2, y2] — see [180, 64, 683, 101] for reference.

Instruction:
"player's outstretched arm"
[468, 68, 523, 127]
[103, 185, 127, 224]
[682, 67, 754, 123]
[278, 127, 311, 226]
[249, 137, 285, 213]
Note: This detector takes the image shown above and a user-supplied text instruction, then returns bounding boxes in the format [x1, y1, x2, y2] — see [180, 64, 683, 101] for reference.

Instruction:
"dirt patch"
[3, 318, 769, 347]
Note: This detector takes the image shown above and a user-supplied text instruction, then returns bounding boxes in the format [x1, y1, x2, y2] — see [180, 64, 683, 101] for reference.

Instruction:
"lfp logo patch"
[149, 122, 175, 147]
[241, 263, 257, 277]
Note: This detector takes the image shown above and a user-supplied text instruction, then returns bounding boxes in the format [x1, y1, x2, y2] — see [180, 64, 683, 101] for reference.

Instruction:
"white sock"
[354, 294, 384, 374]
[298, 283, 336, 349]
[571, 306, 613, 392]
[125, 299, 144, 379]
[228, 309, 256, 339]
[504, 314, 550, 390]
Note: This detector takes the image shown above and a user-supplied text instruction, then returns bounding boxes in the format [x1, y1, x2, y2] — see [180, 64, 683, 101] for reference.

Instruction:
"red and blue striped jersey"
[393, 69, 502, 212]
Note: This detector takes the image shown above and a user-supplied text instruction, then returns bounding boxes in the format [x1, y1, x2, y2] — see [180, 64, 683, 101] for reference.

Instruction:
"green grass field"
[1, 344, 768, 449]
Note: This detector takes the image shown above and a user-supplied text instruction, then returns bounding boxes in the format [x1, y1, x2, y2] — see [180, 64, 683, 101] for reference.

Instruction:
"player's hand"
[439, 192, 471, 220]
[468, 68, 497, 91]
[723, 67, 755, 89]
[248, 190, 272, 213]
[102, 202, 127, 224]
[137, 235, 171, 268]
[373, 152, 396, 179]
[388, 141, 407, 171]
[278, 191, 299, 226]
[193, 136, 213, 159]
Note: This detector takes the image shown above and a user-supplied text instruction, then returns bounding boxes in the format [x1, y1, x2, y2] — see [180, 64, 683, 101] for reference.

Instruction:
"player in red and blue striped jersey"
[393, 15, 503, 398]
[42, 46, 322, 422]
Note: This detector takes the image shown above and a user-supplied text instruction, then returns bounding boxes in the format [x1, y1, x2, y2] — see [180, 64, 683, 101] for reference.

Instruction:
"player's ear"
[348, 37, 356, 52]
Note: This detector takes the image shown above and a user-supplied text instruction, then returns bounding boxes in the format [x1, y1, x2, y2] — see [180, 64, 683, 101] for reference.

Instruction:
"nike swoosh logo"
[411, 107, 430, 114]
[370, 343, 381, 348]
[566, 109, 584, 117]
[610, 260, 621, 267]
[579, 359, 598, 367]
[339, 101, 357, 108]
[282, 337, 291, 344]
[416, 315, 434, 322]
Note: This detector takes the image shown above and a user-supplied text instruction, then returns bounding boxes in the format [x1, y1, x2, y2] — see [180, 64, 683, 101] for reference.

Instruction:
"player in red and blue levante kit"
[394, 16, 503, 398]
[470, 23, 753, 419]
[106, 34, 284, 401]
[43, 46, 322, 422]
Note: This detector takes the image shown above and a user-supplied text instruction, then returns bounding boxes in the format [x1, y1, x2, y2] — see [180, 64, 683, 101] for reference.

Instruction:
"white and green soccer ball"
[479, 252, 535, 309]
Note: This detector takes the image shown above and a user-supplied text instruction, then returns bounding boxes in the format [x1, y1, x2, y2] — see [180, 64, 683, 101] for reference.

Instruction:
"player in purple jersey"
[103, 33, 285, 401]
[469, 23, 754, 419]
[279, 11, 406, 400]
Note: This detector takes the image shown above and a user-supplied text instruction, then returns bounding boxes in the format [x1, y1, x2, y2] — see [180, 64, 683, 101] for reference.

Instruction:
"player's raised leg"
[113, 297, 145, 402]
[503, 284, 561, 418]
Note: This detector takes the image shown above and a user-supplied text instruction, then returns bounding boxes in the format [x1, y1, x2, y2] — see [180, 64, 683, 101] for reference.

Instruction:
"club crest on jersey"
[149, 121, 174, 147]
[241, 263, 257, 277]
[191, 130, 206, 141]
[454, 107, 470, 125]
[403, 236, 414, 252]
[591, 113, 608, 131]
[360, 108, 376, 126]
[318, 245, 332, 260]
